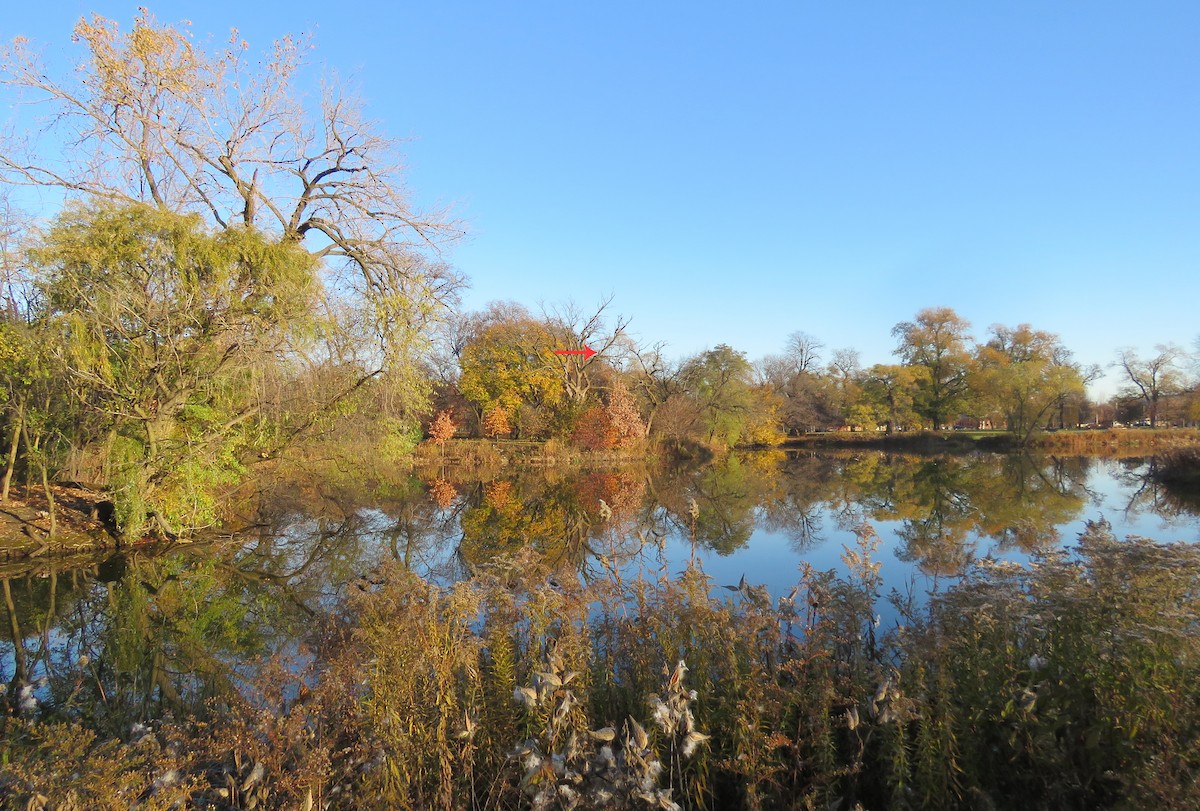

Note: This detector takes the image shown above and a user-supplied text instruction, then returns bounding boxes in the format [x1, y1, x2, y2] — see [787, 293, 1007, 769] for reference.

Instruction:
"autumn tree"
[457, 314, 562, 438]
[892, 307, 975, 430]
[1, 12, 463, 420]
[861, 364, 926, 433]
[974, 324, 1087, 442]
[428, 409, 456, 443]
[427, 408, 456, 462]
[31, 203, 316, 538]
[1115, 345, 1185, 427]
[481, 407, 512, 439]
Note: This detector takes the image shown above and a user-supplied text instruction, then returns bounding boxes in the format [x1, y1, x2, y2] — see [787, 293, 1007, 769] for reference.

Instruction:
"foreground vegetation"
[3, 522, 1199, 809]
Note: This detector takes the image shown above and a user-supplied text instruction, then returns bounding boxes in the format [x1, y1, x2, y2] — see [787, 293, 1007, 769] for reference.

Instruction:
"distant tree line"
[431, 302, 1200, 451]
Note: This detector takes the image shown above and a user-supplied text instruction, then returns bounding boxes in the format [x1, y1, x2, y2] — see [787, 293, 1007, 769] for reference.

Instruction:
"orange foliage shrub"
[606, 381, 646, 446]
[482, 407, 512, 438]
[571, 406, 620, 450]
[428, 409, 456, 445]
[428, 478, 458, 508]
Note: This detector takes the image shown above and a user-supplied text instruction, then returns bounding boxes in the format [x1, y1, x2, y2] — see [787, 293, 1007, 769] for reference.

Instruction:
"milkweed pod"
[630, 718, 649, 750]
[681, 731, 711, 757]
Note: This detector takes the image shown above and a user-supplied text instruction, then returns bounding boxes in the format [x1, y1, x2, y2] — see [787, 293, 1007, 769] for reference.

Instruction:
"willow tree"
[32, 203, 316, 538]
[974, 324, 1087, 443]
[1, 11, 463, 422]
[681, 344, 756, 448]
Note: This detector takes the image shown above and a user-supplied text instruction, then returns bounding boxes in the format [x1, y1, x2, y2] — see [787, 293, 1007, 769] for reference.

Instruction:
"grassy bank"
[411, 437, 661, 469]
[782, 427, 1200, 456]
[4, 522, 1199, 809]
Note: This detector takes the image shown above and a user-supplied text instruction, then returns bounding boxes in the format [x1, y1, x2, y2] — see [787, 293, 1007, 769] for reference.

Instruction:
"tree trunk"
[1, 404, 22, 504]
[22, 422, 55, 537]
[40, 459, 57, 538]
[2, 578, 26, 683]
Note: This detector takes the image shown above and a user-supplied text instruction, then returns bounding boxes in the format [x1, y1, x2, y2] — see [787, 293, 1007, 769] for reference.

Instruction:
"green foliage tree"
[974, 323, 1086, 442]
[682, 344, 756, 448]
[0, 319, 70, 533]
[1, 11, 463, 430]
[860, 363, 926, 433]
[892, 307, 975, 430]
[31, 203, 316, 538]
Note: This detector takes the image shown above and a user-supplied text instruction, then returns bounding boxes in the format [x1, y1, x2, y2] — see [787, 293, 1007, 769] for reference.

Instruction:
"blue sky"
[4, 2, 1198, 397]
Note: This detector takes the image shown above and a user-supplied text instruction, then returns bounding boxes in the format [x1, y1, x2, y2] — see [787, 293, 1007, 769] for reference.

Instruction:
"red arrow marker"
[554, 345, 597, 360]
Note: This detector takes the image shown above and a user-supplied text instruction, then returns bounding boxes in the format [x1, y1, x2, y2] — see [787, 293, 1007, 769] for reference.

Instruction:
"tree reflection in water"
[3, 450, 1197, 731]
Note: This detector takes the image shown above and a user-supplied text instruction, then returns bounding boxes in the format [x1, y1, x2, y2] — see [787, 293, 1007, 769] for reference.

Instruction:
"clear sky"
[4, 2, 1198, 397]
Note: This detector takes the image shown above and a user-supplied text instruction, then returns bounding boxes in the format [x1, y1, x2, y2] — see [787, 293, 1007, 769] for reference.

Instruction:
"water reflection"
[3, 451, 1198, 727]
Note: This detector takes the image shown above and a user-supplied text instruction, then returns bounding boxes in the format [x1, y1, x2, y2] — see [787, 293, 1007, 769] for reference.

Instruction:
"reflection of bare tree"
[1112, 457, 1200, 521]
[3, 577, 28, 694]
[1047, 455, 1103, 509]
[760, 454, 835, 551]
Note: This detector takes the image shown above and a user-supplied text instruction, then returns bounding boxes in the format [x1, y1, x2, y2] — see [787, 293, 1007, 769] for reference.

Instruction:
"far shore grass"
[416, 427, 1200, 464]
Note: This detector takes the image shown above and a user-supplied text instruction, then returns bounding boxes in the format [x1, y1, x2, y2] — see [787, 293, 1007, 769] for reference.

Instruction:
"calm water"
[3, 451, 1199, 720]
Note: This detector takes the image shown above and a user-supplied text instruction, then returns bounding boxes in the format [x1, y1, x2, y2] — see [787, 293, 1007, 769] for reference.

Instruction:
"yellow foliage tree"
[459, 319, 562, 434]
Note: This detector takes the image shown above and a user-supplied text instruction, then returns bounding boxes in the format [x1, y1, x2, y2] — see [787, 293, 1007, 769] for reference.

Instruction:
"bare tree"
[0, 191, 32, 320]
[1, 12, 463, 371]
[1115, 345, 1184, 427]
[628, 342, 689, 439]
[785, 331, 825, 375]
[543, 295, 631, 403]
